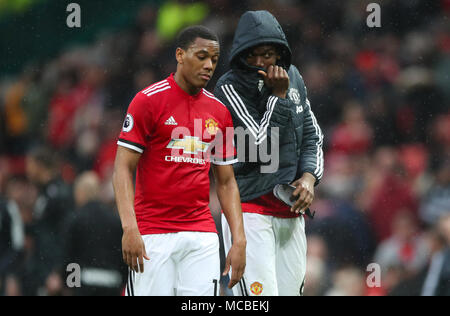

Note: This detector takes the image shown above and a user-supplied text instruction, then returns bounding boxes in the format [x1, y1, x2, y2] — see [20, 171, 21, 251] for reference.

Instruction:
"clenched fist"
[258, 65, 290, 99]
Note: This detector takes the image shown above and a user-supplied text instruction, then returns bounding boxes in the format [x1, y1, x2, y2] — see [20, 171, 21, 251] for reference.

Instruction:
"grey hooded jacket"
[214, 10, 324, 202]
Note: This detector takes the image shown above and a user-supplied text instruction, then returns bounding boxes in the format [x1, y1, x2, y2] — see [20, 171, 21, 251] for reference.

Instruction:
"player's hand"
[258, 65, 290, 99]
[122, 226, 149, 273]
[223, 240, 246, 289]
[291, 173, 316, 214]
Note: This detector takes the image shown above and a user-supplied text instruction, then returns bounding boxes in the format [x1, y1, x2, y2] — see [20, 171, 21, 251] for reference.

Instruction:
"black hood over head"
[229, 10, 292, 71]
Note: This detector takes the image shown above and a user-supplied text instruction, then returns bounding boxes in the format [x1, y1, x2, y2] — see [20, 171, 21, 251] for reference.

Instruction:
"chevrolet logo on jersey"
[166, 136, 210, 155]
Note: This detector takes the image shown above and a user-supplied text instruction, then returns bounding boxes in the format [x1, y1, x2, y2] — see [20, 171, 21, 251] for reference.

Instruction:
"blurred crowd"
[0, 0, 449, 296]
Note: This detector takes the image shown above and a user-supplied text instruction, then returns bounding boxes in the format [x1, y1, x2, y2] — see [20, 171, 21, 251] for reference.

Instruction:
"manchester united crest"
[205, 118, 219, 136]
[250, 282, 263, 295]
[288, 88, 301, 105]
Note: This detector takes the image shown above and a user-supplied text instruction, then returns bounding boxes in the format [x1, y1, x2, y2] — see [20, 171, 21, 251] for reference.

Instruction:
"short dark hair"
[176, 25, 219, 50]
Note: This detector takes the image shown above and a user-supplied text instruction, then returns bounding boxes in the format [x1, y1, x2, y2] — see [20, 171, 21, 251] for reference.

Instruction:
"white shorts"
[126, 231, 220, 296]
[222, 212, 307, 296]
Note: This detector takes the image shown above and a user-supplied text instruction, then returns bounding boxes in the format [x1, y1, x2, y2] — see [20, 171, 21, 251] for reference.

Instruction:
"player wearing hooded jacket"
[215, 11, 324, 296]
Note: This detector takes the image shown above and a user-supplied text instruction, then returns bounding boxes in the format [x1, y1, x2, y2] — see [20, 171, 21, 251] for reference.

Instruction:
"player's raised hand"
[291, 172, 316, 215]
[258, 65, 290, 99]
[122, 226, 150, 273]
[223, 241, 246, 289]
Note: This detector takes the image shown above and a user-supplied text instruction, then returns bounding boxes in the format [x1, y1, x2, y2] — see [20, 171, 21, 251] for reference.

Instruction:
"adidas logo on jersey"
[165, 116, 178, 125]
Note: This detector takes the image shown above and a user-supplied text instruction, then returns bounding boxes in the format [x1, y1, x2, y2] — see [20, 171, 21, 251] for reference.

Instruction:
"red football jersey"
[117, 74, 237, 235]
[241, 192, 300, 218]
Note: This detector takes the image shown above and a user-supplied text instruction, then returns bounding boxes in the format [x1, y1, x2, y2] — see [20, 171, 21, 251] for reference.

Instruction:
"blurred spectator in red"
[398, 144, 429, 181]
[47, 67, 93, 150]
[72, 62, 107, 171]
[388, 222, 447, 296]
[355, 50, 397, 89]
[329, 100, 373, 156]
[364, 147, 419, 241]
[374, 211, 429, 285]
[442, 0, 450, 12]
[93, 110, 123, 181]
[431, 114, 450, 152]
[391, 214, 450, 296]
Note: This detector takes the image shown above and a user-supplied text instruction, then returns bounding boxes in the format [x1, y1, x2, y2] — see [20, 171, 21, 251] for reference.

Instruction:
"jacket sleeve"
[298, 85, 324, 185]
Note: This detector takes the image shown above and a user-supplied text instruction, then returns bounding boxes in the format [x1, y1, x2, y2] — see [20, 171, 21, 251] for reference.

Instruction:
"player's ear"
[176, 47, 185, 64]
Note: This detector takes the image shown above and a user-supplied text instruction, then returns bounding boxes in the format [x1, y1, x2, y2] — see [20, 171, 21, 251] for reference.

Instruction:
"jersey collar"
[168, 73, 203, 99]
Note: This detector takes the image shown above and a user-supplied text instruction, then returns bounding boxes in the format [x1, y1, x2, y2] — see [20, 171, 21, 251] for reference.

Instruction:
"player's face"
[177, 37, 220, 89]
[246, 45, 280, 71]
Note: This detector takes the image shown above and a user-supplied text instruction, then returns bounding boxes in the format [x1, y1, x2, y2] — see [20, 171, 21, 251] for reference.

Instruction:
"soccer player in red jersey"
[112, 26, 246, 296]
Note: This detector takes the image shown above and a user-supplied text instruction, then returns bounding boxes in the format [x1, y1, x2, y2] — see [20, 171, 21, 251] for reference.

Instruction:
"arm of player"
[291, 90, 324, 214]
[212, 164, 246, 289]
[112, 146, 149, 273]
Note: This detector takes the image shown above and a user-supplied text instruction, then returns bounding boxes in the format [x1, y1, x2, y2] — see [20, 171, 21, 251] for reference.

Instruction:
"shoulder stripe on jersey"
[143, 86, 171, 97]
[202, 89, 218, 99]
[202, 89, 213, 96]
[142, 80, 168, 94]
[142, 83, 169, 95]
[117, 139, 145, 153]
[202, 89, 217, 99]
[202, 90, 226, 106]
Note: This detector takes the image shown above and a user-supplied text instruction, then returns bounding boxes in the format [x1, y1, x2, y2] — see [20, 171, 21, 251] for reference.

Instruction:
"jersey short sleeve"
[117, 92, 152, 153]
[211, 108, 238, 165]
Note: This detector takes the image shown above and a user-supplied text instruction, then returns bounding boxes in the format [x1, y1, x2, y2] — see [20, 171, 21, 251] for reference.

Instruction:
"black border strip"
[213, 279, 218, 296]
[126, 269, 131, 296]
[129, 270, 135, 296]
[241, 277, 249, 296]
[118, 138, 146, 151]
